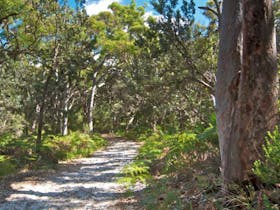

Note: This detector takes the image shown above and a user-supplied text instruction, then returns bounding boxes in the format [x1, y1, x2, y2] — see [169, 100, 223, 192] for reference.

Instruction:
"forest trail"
[0, 138, 143, 210]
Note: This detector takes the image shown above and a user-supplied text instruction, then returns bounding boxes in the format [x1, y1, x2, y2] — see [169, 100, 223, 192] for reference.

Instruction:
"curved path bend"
[0, 139, 142, 210]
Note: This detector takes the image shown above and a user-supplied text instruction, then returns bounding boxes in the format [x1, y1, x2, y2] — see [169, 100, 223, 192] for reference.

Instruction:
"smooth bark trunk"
[62, 109, 68, 136]
[88, 83, 97, 133]
[87, 57, 108, 133]
[126, 115, 135, 131]
[61, 81, 70, 136]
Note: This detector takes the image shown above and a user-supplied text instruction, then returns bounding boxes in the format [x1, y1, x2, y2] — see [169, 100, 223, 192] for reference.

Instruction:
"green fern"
[253, 126, 280, 185]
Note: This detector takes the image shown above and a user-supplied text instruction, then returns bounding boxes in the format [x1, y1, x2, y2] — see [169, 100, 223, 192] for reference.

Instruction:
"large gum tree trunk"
[216, 0, 243, 184]
[216, 0, 278, 186]
[236, 0, 278, 180]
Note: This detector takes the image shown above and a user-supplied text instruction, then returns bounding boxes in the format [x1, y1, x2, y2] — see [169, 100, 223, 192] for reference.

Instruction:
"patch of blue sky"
[68, 0, 209, 25]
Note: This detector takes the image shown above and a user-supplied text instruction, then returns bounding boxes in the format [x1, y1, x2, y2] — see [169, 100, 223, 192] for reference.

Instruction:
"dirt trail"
[0, 139, 143, 210]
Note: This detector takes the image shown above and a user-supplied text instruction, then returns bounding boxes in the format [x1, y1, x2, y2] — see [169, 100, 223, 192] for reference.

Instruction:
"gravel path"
[0, 140, 143, 210]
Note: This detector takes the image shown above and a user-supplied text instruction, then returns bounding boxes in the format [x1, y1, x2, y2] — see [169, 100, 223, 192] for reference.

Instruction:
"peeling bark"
[216, 0, 278, 186]
[236, 0, 278, 181]
[216, 0, 243, 184]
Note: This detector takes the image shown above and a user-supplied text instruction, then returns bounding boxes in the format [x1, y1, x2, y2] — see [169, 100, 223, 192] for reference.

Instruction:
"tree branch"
[0, 13, 18, 25]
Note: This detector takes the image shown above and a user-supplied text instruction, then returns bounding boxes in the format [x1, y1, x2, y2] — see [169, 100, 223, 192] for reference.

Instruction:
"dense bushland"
[0, 0, 280, 209]
[0, 132, 106, 176]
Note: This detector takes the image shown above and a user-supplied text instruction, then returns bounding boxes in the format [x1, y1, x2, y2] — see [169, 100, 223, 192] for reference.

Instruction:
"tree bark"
[216, 0, 243, 185]
[61, 81, 70, 136]
[62, 107, 68, 136]
[88, 82, 97, 133]
[126, 115, 135, 131]
[36, 44, 60, 152]
[36, 74, 51, 152]
[87, 57, 107, 133]
[216, 0, 278, 186]
[236, 0, 278, 181]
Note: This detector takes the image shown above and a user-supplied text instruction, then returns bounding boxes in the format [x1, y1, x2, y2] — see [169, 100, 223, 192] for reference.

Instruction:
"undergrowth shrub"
[0, 134, 36, 165]
[117, 127, 153, 140]
[165, 132, 205, 169]
[118, 133, 163, 185]
[141, 177, 183, 210]
[0, 134, 13, 154]
[0, 155, 16, 176]
[41, 132, 107, 162]
[253, 127, 280, 185]
[119, 119, 222, 209]
[0, 132, 107, 176]
[0, 134, 34, 155]
[138, 133, 165, 162]
[120, 160, 151, 185]
[120, 123, 219, 185]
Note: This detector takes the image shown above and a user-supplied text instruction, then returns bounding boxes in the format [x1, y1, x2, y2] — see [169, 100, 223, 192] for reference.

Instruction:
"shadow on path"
[0, 140, 142, 210]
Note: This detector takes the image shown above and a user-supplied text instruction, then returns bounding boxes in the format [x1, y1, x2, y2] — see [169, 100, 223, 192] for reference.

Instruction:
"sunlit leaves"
[89, 1, 146, 57]
[0, 0, 24, 24]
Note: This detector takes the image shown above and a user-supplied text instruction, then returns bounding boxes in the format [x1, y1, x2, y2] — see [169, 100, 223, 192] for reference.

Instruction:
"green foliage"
[0, 133, 13, 152]
[253, 127, 280, 185]
[0, 134, 36, 163]
[197, 114, 218, 147]
[119, 118, 221, 209]
[117, 127, 154, 140]
[197, 124, 218, 145]
[142, 178, 183, 210]
[263, 194, 275, 210]
[0, 132, 107, 176]
[120, 123, 219, 186]
[41, 132, 107, 162]
[137, 133, 165, 162]
[0, 0, 23, 23]
[118, 133, 163, 185]
[165, 132, 205, 169]
[89, 1, 146, 56]
[0, 155, 16, 176]
[119, 160, 151, 185]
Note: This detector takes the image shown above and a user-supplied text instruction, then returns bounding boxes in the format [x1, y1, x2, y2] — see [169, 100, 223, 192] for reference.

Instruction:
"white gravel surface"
[0, 140, 143, 210]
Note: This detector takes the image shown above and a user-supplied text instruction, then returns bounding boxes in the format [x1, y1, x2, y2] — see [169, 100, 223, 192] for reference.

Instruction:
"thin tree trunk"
[88, 82, 97, 133]
[87, 58, 107, 133]
[126, 115, 135, 131]
[61, 87, 69, 136]
[61, 80, 70, 136]
[32, 104, 40, 133]
[36, 105, 44, 152]
[36, 77, 50, 152]
[62, 107, 68, 136]
[36, 71, 53, 152]
[36, 44, 60, 152]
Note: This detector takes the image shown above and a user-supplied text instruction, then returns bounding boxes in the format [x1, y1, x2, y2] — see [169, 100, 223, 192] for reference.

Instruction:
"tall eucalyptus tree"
[216, 0, 278, 187]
